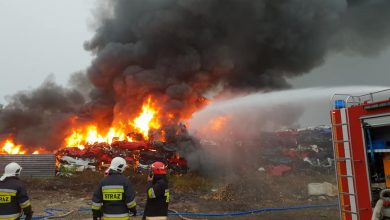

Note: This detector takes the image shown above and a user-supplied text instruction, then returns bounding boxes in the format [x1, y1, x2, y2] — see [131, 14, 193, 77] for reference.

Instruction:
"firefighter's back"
[92, 157, 137, 220]
[99, 173, 130, 214]
[0, 176, 32, 220]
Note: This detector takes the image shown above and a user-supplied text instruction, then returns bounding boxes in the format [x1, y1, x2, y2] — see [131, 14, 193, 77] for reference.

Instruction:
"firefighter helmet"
[109, 157, 127, 173]
[0, 162, 22, 181]
[151, 161, 167, 175]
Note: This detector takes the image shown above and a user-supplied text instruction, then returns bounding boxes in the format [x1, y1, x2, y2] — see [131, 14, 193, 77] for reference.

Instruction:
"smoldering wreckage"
[56, 131, 190, 175]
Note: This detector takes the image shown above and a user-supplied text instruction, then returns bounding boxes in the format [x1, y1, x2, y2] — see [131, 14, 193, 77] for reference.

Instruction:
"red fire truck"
[331, 89, 390, 220]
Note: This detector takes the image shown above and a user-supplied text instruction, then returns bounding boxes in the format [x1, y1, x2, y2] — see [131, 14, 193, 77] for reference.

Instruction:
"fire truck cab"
[331, 89, 390, 220]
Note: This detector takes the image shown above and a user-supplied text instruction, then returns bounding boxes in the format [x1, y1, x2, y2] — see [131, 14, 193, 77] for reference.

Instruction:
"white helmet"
[109, 157, 127, 173]
[0, 162, 22, 181]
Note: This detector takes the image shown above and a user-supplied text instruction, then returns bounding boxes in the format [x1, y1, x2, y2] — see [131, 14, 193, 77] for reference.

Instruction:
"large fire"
[0, 97, 189, 174]
[65, 125, 130, 149]
[132, 97, 160, 138]
[0, 97, 167, 153]
[0, 139, 26, 154]
[65, 97, 161, 149]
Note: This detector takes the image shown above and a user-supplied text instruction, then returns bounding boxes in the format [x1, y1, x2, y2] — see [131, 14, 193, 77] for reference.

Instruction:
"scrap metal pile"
[56, 139, 188, 175]
[258, 126, 334, 176]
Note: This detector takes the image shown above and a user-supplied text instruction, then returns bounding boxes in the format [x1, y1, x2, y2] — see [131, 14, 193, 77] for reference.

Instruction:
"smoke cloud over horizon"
[1, 0, 390, 152]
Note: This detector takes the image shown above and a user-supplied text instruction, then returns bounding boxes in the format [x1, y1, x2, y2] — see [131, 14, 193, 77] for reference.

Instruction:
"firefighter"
[92, 157, 137, 220]
[0, 162, 33, 220]
[143, 161, 169, 220]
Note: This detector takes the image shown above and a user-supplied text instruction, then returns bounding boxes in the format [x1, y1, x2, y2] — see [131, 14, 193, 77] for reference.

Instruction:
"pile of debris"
[56, 125, 333, 177]
[56, 140, 188, 175]
[258, 126, 334, 176]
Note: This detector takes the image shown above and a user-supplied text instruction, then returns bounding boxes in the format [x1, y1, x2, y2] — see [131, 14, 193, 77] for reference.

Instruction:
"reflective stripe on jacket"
[92, 172, 136, 215]
[0, 213, 21, 220]
[102, 212, 130, 220]
[0, 177, 31, 218]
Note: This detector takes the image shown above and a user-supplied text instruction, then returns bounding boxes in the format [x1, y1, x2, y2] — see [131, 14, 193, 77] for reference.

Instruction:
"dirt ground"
[22, 167, 339, 220]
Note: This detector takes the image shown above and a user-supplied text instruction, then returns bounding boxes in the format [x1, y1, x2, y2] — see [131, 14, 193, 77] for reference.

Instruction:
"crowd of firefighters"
[0, 158, 169, 220]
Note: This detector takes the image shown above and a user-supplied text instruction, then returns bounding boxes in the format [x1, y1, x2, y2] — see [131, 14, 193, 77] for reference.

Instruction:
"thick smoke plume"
[1, 0, 390, 152]
[84, 0, 390, 125]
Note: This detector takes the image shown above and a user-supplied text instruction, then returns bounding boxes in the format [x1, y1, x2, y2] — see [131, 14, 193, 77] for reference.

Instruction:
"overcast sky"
[0, 0, 389, 105]
[289, 50, 390, 88]
[0, 0, 94, 104]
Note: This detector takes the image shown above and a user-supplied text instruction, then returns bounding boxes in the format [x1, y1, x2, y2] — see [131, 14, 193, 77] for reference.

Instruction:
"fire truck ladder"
[332, 120, 362, 219]
[331, 94, 367, 220]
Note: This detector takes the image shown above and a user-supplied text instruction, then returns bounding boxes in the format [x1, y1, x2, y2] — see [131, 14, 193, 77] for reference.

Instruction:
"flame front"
[65, 97, 161, 148]
[132, 97, 160, 139]
[1, 139, 26, 154]
[65, 125, 130, 149]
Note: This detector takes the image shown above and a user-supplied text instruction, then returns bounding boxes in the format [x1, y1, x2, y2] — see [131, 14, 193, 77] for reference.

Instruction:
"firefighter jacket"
[92, 171, 136, 220]
[142, 175, 169, 219]
[0, 177, 32, 220]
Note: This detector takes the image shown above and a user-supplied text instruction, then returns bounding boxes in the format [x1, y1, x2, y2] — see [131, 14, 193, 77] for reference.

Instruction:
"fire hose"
[21, 203, 337, 219]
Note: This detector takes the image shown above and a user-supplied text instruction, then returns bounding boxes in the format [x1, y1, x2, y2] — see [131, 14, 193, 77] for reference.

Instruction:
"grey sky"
[0, 0, 389, 105]
[0, 0, 94, 103]
[289, 49, 390, 126]
[289, 50, 390, 88]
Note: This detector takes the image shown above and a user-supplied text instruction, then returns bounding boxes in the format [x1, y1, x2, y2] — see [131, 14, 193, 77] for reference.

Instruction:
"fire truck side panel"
[348, 101, 390, 220]
[347, 105, 373, 220]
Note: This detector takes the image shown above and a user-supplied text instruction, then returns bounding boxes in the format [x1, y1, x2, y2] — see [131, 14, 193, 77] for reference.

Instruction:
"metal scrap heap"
[56, 140, 188, 175]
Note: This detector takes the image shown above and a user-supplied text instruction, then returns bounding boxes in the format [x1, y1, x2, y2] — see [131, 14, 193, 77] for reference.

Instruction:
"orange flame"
[64, 97, 161, 148]
[65, 125, 130, 149]
[132, 97, 160, 139]
[1, 139, 26, 154]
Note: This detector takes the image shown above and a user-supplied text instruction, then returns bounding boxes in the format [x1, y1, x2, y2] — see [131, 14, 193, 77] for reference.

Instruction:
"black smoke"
[0, 76, 86, 151]
[1, 0, 390, 152]
[84, 0, 390, 124]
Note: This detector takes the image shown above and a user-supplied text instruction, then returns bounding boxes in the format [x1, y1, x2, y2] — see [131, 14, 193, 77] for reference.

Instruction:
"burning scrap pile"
[56, 139, 188, 174]
[53, 98, 190, 174]
[0, 97, 189, 175]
